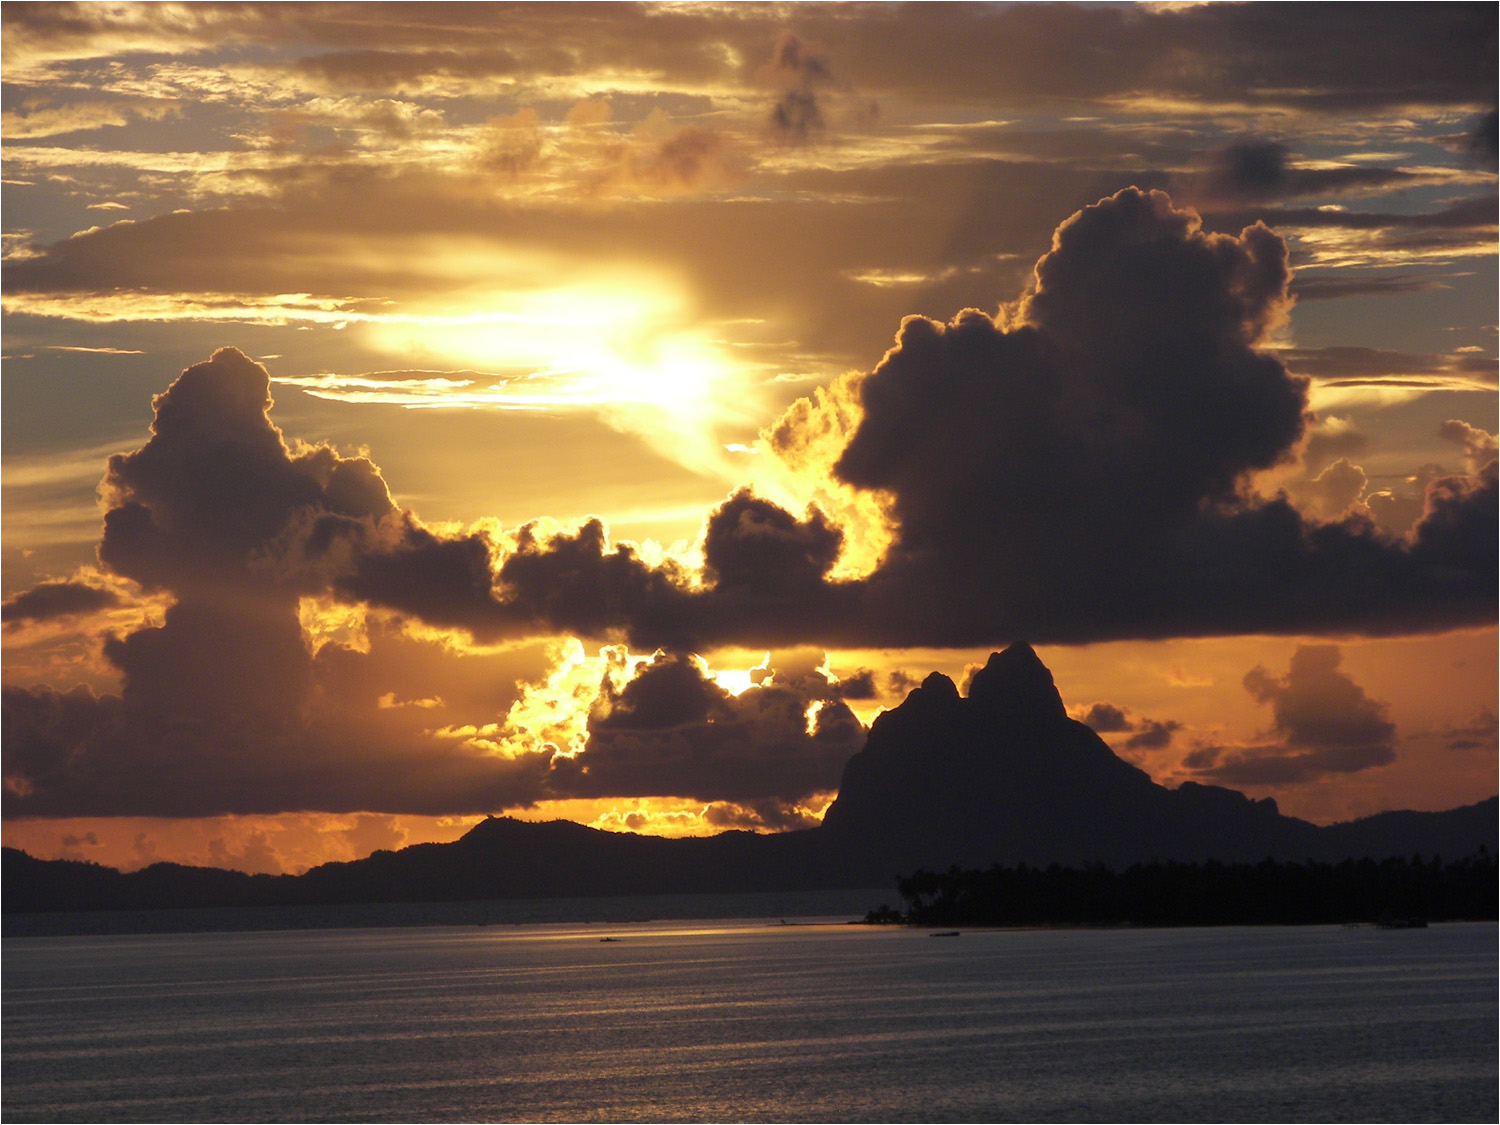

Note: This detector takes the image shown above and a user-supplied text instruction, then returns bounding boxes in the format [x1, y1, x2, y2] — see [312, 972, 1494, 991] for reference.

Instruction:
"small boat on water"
[1375, 916, 1428, 930]
[929, 931, 960, 937]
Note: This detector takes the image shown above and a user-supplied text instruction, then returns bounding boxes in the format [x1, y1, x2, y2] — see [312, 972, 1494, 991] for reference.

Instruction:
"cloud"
[1076, 702, 1133, 734]
[1072, 701, 1179, 748]
[1189, 138, 1432, 206]
[6, 3, 1493, 118]
[1, 580, 118, 627]
[1442, 706, 1498, 752]
[702, 798, 827, 833]
[1276, 346, 1498, 391]
[759, 188, 1493, 645]
[293, 48, 524, 95]
[1245, 645, 1399, 748]
[1292, 274, 1455, 302]
[1125, 719, 1181, 751]
[1434, 110, 1500, 169]
[1187, 645, 1397, 786]
[1207, 197, 1499, 273]
[1300, 415, 1369, 475]
[0, 98, 177, 140]
[0, 352, 867, 818]
[549, 650, 865, 805]
[35, 190, 1492, 662]
[1438, 419, 1499, 472]
[597, 114, 743, 196]
[2, 350, 554, 817]
[763, 33, 833, 143]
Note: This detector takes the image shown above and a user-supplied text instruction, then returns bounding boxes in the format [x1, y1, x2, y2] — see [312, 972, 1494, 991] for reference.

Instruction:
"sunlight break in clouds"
[285, 272, 777, 487]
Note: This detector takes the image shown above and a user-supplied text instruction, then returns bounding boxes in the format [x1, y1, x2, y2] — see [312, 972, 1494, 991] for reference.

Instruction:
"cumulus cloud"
[761, 188, 1493, 645]
[1438, 418, 1499, 472]
[1, 351, 868, 818]
[1187, 646, 1397, 786]
[1300, 415, 1369, 476]
[2, 350, 546, 817]
[547, 650, 864, 805]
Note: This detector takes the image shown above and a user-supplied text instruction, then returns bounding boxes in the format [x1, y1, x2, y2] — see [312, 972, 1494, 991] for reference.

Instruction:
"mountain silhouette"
[821, 645, 1308, 875]
[6, 645, 1495, 915]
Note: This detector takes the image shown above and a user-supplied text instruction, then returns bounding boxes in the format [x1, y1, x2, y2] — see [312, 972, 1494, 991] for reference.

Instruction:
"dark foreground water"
[4, 916, 1495, 1123]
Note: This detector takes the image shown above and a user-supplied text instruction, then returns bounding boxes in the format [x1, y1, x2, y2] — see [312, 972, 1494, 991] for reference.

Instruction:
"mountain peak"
[965, 643, 1066, 724]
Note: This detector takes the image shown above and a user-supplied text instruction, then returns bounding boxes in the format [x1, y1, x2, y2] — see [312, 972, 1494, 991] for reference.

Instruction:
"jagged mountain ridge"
[6, 644, 1495, 914]
[821, 644, 1312, 872]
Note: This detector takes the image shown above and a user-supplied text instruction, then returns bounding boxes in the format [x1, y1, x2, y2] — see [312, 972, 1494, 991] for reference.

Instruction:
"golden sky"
[2, 2, 1496, 875]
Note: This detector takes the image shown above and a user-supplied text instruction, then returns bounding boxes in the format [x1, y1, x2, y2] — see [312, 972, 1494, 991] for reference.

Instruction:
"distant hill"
[6, 645, 1495, 915]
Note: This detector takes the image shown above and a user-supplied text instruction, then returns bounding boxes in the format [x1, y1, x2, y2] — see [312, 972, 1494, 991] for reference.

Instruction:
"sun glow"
[360, 272, 772, 483]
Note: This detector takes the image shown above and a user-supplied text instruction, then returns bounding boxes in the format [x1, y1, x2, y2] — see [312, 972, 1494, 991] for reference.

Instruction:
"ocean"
[4, 908, 1495, 1122]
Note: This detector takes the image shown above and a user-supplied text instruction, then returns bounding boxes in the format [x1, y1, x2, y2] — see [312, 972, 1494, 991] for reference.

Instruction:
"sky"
[2, 1, 1496, 877]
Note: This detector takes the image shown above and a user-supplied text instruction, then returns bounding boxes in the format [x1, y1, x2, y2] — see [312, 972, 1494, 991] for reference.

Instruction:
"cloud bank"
[3, 189, 1494, 820]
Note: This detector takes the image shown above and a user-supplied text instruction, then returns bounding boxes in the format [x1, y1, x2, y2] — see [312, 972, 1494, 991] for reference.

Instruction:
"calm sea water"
[4, 914, 1495, 1123]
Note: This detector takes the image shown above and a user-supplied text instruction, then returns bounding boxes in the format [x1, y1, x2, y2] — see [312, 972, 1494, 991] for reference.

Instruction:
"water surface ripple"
[5, 919, 1495, 1122]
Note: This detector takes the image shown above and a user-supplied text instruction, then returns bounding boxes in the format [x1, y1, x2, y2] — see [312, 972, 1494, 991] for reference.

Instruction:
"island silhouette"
[6, 645, 1495, 917]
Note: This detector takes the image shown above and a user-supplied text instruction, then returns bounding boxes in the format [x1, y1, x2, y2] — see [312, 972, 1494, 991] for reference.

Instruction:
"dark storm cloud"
[702, 800, 822, 833]
[829, 669, 878, 701]
[1, 668, 556, 818]
[591, 652, 734, 732]
[1, 581, 117, 626]
[551, 651, 863, 804]
[1188, 646, 1398, 787]
[0, 349, 873, 817]
[757, 188, 1493, 646]
[703, 489, 842, 593]
[0, 349, 554, 818]
[96, 347, 397, 595]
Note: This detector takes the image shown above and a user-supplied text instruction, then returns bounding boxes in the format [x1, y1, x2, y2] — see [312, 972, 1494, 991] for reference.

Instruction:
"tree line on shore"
[865, 851, 1498, 927]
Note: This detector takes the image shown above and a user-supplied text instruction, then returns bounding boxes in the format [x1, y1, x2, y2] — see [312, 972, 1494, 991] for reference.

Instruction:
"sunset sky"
[3, 1, 1495, 876]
